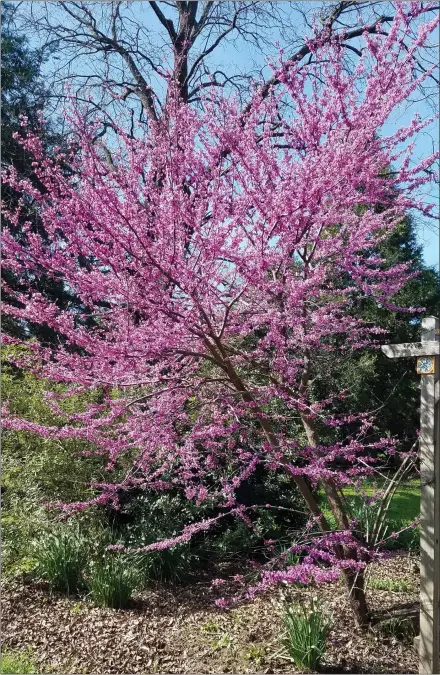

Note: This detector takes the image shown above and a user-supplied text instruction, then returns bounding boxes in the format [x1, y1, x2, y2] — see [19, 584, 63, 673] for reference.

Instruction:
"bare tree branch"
[15, 1, 439, 136]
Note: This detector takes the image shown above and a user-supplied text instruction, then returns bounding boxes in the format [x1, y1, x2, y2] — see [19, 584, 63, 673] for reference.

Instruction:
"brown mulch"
[2, 553, 420, 674]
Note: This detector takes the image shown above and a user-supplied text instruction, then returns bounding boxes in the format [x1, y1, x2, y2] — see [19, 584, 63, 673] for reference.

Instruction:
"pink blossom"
[1, 5, 438, 601]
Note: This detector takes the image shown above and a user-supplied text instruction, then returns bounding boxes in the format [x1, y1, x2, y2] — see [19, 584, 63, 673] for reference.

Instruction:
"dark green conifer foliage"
[1, 3, 80, 342]
[314, 214, 439, 455]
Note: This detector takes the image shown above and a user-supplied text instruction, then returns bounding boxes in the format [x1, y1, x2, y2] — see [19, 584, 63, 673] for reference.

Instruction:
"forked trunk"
[343, 568, 369, 627]
[209, 345, 371, 627]
[300, 411, 370, 627]
[292, 471, 370, 627]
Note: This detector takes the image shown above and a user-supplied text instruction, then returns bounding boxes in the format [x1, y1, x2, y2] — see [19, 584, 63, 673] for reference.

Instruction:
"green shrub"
[384, 518, 420, 551]
[0, 648, 38, 674]
[136, 546, 195, 584]
[283, 599, 331, 671]
[88, 554, 140, 608]
[207, 520, 257, 560]
[1, 345, 113, 578]
[319, 478, 420, 553]
[273, 540, 302, 568]
[88, 521, 195, 586]
[2, 503, 41, 578]
[107, 493, 203, 583]
[35, 529, 87, 594]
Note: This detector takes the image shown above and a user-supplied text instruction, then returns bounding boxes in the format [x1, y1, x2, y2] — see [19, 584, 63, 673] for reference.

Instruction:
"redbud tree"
[2, 4, 439, 626]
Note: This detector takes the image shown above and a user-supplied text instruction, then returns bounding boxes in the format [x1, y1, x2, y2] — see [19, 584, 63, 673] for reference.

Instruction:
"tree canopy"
[2, 3, 439, 626]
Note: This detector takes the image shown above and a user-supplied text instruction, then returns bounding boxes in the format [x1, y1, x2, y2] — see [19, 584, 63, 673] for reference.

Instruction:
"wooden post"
[419, 316, 440, 675]
[381, 316, 440, 674]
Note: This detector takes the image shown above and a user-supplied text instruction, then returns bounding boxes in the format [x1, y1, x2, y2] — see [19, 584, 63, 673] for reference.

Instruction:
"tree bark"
[300, 411, 369, 627]
[203, 335, 370, 627]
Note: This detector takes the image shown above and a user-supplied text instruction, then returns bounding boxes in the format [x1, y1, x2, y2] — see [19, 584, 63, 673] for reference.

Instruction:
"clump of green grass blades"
[35, 529, 87, 594]
[88, 554, 140, 608]
[369, 577, 411, 592]
[377, 616, 417, 643]
[1, 648, 38, 674]
[283, 599, 331, 672]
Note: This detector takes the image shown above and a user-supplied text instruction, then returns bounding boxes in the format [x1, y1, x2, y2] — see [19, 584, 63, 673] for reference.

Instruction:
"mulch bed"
[2, 553, 420, 674]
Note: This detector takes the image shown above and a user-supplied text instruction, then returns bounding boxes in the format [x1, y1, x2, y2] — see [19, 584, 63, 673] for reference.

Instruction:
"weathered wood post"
[381, 316, 440, 674]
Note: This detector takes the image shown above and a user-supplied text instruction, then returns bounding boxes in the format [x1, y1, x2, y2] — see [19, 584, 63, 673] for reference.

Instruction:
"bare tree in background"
[16, 1, 439, 131]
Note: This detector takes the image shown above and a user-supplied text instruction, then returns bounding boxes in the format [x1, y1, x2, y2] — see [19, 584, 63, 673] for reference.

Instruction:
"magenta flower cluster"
[2, 4, 438, 592]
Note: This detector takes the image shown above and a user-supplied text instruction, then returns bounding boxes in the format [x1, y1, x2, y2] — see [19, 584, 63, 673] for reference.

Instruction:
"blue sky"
[27, 1, 439, 268]
[211, 11, 440, 269]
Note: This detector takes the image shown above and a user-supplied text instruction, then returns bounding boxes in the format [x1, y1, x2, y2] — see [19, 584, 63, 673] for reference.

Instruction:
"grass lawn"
[319, 478, 420, 549]
[343, 478, 420, 523]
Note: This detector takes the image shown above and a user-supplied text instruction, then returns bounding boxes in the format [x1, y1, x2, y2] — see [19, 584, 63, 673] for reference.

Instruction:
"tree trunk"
[343, 569, 369, 627]
[203, 339, 371, 627]
[300, 411, 370, 627]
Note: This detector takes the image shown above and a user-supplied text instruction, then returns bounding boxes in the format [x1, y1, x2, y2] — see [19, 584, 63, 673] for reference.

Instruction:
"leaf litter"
[2, 553, 420, 674]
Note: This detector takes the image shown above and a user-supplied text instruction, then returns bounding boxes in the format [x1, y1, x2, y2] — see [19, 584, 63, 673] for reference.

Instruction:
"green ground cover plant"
[368, 578, 411, 592]
[377, 616, 417, 643]
[0, 648, 38, 674]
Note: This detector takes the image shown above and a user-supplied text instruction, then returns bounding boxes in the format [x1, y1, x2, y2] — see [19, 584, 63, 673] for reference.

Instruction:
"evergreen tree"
[1, 3, 47, 175]
[313, 215, 440, 455]
[1, 3, 92, 342]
